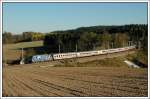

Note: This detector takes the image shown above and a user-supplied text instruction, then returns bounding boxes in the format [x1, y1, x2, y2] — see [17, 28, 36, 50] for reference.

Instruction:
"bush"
[25, 48, 36, 58]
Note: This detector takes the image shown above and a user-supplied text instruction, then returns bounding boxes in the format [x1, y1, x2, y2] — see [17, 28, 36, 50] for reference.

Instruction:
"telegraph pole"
[131, 41, 133, 46]
[128, 41, 131, 46]
[20, 48, 24, 64]
[128, 41, 132, 55]
[107, 41, 109, 49]
[111, 42, 113, 48]
[22, 48, 23, 60]
[138, 41, 141, 50]
[93, 44, 96, 50]
[76, 44, 78, 52]
[59, 44, 60, 53]
[106, 41, 109, 58]
[126, 41, 127, 47]
[75, 44, 78, 64]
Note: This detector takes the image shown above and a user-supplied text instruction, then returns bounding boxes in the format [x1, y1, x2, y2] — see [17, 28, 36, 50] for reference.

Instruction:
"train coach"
[77, 51, 99, 57]
[53, 52, 77, 60]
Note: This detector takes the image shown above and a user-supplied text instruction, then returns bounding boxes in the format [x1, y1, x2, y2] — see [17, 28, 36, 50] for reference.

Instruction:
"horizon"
[3, 24, 148, 35]
[3, 3, 148, 34]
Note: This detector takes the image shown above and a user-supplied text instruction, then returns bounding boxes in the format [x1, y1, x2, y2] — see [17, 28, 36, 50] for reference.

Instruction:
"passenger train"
[27, 45, 136, 63]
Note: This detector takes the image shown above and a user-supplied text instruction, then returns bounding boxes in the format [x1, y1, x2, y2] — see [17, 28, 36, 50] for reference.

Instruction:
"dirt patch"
[3, 66, 148, 97]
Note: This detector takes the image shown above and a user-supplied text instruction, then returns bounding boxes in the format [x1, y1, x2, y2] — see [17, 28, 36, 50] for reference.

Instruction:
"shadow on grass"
[132, 59, 147, 68]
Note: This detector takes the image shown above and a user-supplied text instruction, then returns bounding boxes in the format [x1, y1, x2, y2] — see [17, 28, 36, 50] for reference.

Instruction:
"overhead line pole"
[111, 42, 113, 48]
[22, 48, 23, 60]
[75, 44, 78, 64]
[106, 41, 109, 58]
[75, 44, 77, 52]
[20, 48, 24, 64]
[59, 44, 60, 53]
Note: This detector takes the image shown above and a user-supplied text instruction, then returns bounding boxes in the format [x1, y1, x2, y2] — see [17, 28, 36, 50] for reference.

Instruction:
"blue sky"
[3, 3, 147, 34]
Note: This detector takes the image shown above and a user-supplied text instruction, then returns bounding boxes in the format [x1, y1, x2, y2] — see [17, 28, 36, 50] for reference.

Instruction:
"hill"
[3, 41, 43, 62]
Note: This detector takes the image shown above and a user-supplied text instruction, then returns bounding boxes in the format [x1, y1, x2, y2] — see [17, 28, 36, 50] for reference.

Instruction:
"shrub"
[25, 48, 36, 58]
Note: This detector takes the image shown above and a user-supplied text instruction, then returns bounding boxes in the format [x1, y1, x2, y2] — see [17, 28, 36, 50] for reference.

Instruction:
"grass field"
[3, 41, 43, 61]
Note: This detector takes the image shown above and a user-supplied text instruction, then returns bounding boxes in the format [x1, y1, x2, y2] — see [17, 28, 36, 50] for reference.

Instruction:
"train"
[25, 45, 136, 63]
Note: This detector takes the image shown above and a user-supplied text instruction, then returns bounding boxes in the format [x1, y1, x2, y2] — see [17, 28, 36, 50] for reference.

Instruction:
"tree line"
[44, 24, 147, 54]
[3, 32, 45, 44]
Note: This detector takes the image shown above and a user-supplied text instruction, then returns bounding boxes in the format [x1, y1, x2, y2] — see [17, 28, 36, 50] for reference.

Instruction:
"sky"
[3, 3, 148, 34]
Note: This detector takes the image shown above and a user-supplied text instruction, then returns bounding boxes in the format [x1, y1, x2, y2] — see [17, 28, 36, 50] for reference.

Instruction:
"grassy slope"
[3, 41, 43, 61]
[54, 55, 130, 68]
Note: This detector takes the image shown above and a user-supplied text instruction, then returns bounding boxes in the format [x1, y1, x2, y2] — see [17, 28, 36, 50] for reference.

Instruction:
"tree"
[78, 32, 97, 51]
[22, 32, 33, 41]
[114, 33, 128, 48]
[100, 31, 112, 49]
[3, 32, 13, 44]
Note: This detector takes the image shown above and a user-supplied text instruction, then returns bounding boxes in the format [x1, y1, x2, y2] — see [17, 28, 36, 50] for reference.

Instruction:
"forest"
[44, 24, 147, 54]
